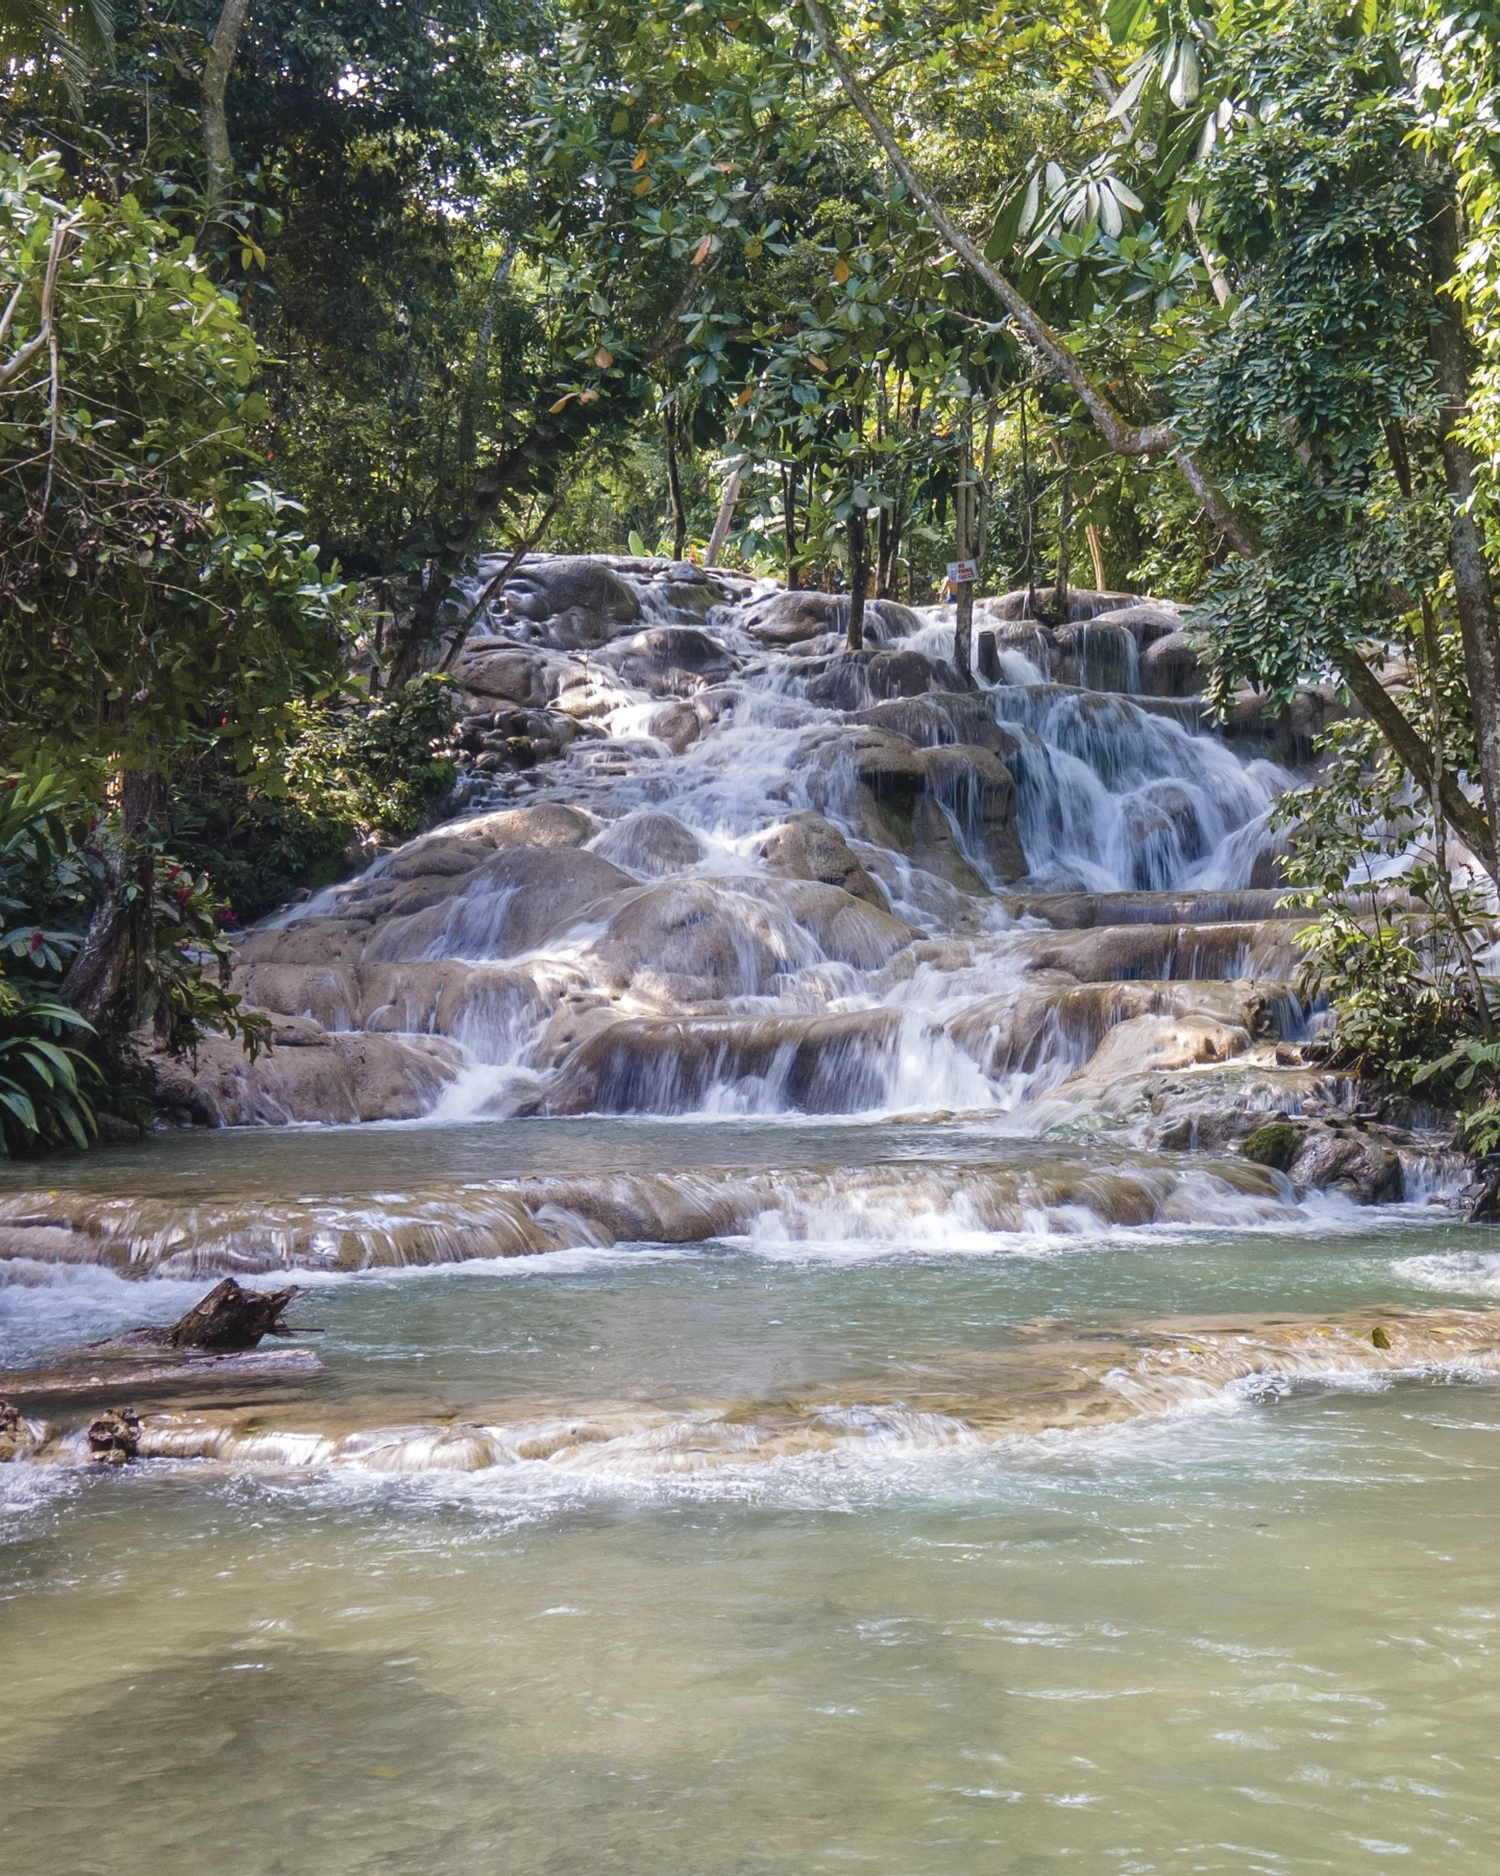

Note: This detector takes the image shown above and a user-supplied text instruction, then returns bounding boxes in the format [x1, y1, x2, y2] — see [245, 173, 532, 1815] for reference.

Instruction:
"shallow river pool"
[3, 1120, 1499, 1874]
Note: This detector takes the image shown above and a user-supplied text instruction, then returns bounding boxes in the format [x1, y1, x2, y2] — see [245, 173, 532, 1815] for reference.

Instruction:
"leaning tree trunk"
[1430, 204, 1500, 878]
[801, 0, 1500, 884]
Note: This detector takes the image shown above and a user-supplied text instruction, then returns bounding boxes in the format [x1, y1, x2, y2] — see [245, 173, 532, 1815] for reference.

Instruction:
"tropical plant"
[0, 976, 97, 1155]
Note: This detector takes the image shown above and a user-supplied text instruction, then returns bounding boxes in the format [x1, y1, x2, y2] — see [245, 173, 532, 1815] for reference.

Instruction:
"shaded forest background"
[6, 0, 1500, 1151]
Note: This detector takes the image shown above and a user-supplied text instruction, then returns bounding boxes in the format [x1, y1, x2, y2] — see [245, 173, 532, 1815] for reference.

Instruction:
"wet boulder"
[919, 744, 1026, 886]
[151, 1025, 468, 1126]
[453, 646, 557, 709]
[362, 845, 637, 962]
[804, 727, 1027, 889]
[582, 878, 820, 1002]
[87, 1406, 141, 1464]
[1013, 919, 1305, 985]
[855, 693, 1023, 764]
[757, 811, 890, 910]
[536, 1008, 903, 1115]
[982, 587, 1138, 625]
[1140, 630, 1205, 698]
[740, 590, 921, 648]
[0, 1401, 41, 1462]
[1053, 619, 1136, 692]
[647, 700, 707, 753]
[600, 626, 739, 696]
[460, 706, 579, 770]
[1241, 1117, 1403, 1204]
[805, 648, 948, 710]
[757, 879, 919, 970]
[592, 811, 708, 878]
[1119, 782, 1207, 887]
[974, 613, 1058, 675]
[740, 589, 846, 647]
[946, 979, 1287, 1082]
[495, 555, 641, 649]
[233, 960, 553, 1051]
[1071, 1012, 1252, 1082]
[1088, 601, 1182, 649]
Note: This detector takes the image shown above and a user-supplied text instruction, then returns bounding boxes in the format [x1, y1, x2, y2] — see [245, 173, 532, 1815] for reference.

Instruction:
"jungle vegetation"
[4, 0, 1500, 1147]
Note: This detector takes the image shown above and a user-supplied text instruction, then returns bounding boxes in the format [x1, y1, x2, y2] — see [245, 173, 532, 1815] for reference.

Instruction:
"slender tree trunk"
[846, 510, 869, 651]
[1050, 438, 1072, 621]
[876, 501, 892, 598]
[953, 387, 975, 684]
[1019, 386, 1036, 617]
[1430, 204, 1500, 875]
[199, 0, 251, 235]
[706, 462, 741, 567]
[1085, 522, 1107, 591]
[781, 464, 799, 588]
[665, 407, 688, 559]
[457, 237, 516, 482]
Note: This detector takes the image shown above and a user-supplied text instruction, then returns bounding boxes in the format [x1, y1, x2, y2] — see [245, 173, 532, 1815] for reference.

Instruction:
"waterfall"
[224, 556, 1324, 1131]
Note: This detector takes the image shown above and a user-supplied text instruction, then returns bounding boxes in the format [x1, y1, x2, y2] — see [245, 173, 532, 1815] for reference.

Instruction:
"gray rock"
[740, 591, 921, 648]
[1053, 619, 1136, 692]
[982, 586, 1138, 624]
[1140, 630, 1205, 698]
[757, 812, 890, 909]
[805, 648, 948, 710]
[454, 647, 555, 708]
[600, 626, 738, 696]
[1088, 602, 1183, 648]
[497, 555, 642, 648]
[592, 812, 707, 878]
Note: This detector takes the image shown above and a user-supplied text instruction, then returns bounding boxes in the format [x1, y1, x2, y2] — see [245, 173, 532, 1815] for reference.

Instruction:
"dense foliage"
[5, 0, 1500, 1146]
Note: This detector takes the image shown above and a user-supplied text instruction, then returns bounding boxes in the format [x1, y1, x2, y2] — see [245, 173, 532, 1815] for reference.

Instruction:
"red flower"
[29, 930, 41, 952]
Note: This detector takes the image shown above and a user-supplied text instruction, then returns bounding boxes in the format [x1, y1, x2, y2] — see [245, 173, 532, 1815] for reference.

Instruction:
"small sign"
[945, 559, 977, 585]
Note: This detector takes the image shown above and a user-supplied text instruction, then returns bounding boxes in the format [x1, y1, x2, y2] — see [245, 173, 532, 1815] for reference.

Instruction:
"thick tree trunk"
[782, 464, 799, 588]
[62, 768, 160, 1028]
[845, 511, 869, 651]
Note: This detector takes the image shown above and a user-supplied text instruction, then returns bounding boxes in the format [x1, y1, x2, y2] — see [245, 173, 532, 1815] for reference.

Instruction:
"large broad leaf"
[1104, 0, 1153, 47]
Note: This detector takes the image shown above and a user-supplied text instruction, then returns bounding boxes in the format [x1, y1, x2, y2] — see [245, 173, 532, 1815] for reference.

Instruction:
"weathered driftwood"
[162, 1278, 301, 1351]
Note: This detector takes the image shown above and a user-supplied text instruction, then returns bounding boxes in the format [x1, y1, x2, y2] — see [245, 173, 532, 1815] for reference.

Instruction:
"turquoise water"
[3, 1123, 1500, 1873]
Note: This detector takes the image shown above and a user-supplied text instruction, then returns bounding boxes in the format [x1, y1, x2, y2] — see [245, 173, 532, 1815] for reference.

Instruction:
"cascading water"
[3, 558, 1495, 1876]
